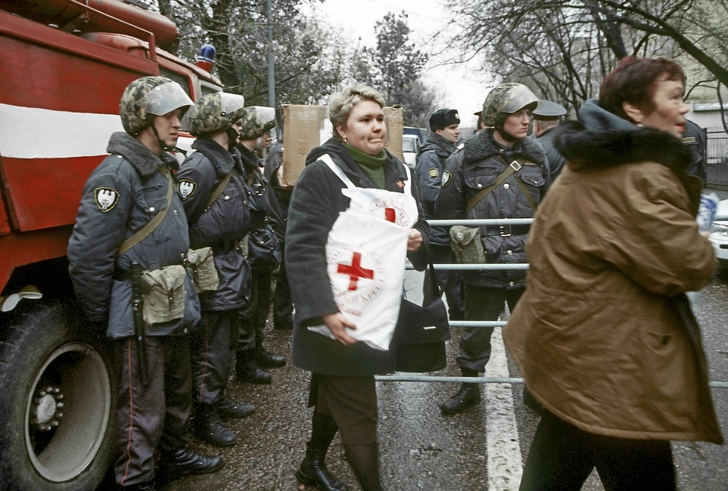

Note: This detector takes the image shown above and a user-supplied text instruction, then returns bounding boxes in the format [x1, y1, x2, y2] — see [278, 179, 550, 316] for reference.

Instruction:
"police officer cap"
[429, 109, 460, 131]
[532, 100, 567, 119]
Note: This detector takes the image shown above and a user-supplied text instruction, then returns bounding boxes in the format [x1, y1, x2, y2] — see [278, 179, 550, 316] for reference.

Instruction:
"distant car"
[708, 199, 728, 268]
[402, 134, 420, 169]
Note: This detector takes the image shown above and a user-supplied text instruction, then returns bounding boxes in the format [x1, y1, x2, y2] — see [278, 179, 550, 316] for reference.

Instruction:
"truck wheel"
[0, 301, 115, 491]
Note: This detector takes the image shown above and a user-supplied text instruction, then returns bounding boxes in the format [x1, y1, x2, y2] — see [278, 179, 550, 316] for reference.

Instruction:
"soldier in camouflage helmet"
[188, 92, 248, 141]
[69, 76, 222, 490]
[233, 106, 287, 386]
[434, 82, 550, 414]
[482, 82, 539, 142]
[238, 106, 277, 147]
[178, 92, 257, 448]
[120, 76, 194, 149]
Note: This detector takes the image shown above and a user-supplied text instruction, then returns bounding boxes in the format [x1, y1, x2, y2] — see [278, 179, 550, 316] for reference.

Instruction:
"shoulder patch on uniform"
[178, 179, 197, 200]
[94, 187, 120, 213]
[441, 170, 452, 188]
[429, 167, 439, 179]
[457, 142, 465, 150]
[682, 136, 696, 144]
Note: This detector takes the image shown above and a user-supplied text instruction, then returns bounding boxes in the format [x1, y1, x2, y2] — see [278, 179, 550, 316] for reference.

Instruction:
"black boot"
[439, 368, 481, 414]
[158, 446, 224, 484]
[296, 443, 348, 491]
[194, 403, 237, 447]
[296, 413, 348, 491]
[214, 395, 255, 419]
[344, 442, 383, 491]
[256, 346, 286, 368]
[235, 349, 272, 384]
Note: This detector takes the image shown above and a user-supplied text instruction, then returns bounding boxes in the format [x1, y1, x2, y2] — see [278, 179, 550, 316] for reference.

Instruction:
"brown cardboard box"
[281, 105, 328, 187]
[383, 106, 404, 160]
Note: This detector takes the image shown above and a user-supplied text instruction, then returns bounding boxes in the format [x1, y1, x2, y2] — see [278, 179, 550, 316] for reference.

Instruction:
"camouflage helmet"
[120, 76, 194, 135]
[238, 106, 277, 140]
[187, 92, 247, 136]
[482, 83, 539, 127]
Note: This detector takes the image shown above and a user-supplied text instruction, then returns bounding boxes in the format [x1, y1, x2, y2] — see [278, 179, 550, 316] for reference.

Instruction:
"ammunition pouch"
[449, 226, 486, 264]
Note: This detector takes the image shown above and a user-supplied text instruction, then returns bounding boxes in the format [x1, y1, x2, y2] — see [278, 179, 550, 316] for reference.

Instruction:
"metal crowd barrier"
[381, 218, 728, 389]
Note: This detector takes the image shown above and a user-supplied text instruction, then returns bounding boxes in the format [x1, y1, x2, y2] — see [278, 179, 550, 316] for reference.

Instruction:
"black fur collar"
[107, 132, 178, 177]
[553, 121, 691, 174]
[463, 129, 546, 166]
[192, 137, 235, 176]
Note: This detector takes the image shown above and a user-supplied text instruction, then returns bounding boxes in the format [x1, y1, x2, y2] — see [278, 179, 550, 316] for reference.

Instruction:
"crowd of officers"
[66, 75, 711, 491]
[67, 77, 293, 491]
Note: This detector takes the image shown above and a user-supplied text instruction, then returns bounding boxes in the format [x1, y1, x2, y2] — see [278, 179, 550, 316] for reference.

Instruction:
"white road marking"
[486, 327, 523, 490]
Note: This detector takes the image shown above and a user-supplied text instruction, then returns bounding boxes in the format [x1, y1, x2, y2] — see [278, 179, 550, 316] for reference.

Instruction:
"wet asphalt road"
[157, 265, 728, 491]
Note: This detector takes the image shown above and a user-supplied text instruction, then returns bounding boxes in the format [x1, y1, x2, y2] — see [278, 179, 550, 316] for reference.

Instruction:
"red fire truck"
[0, 1, 222, 489]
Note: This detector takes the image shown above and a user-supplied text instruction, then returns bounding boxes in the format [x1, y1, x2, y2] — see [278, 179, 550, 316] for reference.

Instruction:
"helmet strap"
[151, 122, 173, 152]
[226, 127, 240, 151]
[494, 122, 518, 143]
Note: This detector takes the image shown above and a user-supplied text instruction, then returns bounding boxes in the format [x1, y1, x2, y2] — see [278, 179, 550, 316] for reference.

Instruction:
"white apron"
[307, 154, 418, 350]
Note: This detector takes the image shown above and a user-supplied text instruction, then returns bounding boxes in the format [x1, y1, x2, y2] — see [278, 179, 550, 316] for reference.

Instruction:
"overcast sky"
[308, 0, 489, 128]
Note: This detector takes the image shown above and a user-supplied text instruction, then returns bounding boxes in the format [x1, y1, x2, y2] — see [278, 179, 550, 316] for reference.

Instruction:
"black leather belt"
[482, 224, 530, 237]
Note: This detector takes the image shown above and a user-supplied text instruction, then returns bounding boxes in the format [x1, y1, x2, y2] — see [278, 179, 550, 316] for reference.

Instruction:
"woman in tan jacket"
[504, 57, 723, 490]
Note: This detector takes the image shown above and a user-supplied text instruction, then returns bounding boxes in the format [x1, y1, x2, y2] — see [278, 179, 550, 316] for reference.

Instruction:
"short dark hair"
[599, 56, 685, 122]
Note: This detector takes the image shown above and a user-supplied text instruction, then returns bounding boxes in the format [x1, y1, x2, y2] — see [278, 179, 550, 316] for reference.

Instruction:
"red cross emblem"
[384, 207, 396, 222]
[337, 252, 374, 291]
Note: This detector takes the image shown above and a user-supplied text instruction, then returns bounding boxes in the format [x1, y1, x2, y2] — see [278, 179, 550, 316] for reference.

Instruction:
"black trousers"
[458, 284, 523, 372]
[114, 335, 191, 486]
[238, 264, 274, 350]
[190, 309, 238, 404]
[520, 410, 675, 491]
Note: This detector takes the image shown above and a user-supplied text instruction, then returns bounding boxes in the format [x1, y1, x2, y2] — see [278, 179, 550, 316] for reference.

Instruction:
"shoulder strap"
[499, 155, 537, 211]
[204, 171, 233, 209]
[319, 154, 356, 189]
[465, 159, 520, 214]
[465, 156, 537, 213]
[117, 168, 174, 255]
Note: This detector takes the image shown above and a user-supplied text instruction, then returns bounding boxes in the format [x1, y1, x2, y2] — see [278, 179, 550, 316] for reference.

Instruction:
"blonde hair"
[328, 84, 386, 141]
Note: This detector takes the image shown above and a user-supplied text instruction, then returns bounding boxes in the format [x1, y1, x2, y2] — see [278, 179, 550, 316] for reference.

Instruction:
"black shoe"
[256, 348, 286, 368]
[235, 349, 273, 384]
[237, 364, 272, 384]
[296, 443, 349, 491]
[214, 396, 255, 419]
[439, 383, 481, 414]
[194, 404, 237, 447]
[159, 447, 223, 483]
